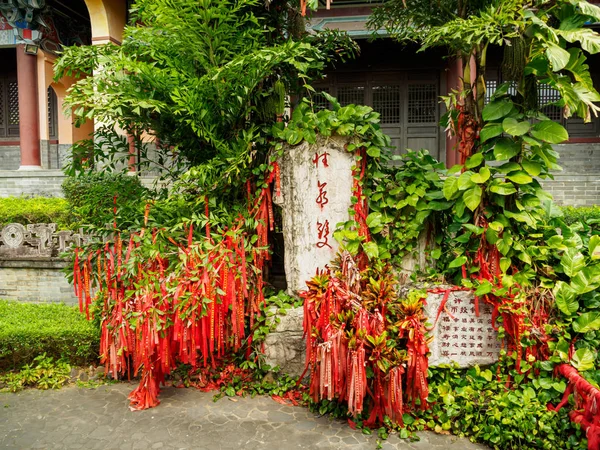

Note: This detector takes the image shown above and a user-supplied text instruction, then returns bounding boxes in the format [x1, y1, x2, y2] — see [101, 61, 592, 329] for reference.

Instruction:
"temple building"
[0, 0, 129, 196]
[1, 0, 599, 205]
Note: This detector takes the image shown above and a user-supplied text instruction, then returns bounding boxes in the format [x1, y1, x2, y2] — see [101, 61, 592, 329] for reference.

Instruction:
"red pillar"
[127, 133, 136, 172]
[445, 57, 462, 168]
[16, 44, 41, 169]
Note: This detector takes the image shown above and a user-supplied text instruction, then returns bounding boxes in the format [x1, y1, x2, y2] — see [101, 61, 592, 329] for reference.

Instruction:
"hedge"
[0, 300, 99, 371]
[0, 197, 72, 229]
[561, 205, 600, 225]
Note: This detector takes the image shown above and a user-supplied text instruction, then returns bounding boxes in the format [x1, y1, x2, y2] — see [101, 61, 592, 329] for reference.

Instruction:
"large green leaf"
[465, 153, 484, 169]
[448, 255, 467, 269]
[589, 235, 600, 260]
[458, 171, 475, 190]
[559, 28, 600, 55]
[493, 138, 520, 161]
[530, 120, 569, 144]
[571, 0, 600, 21]
[522, 160, 542, 177]
[463, 185, 483, 211]
[471, 167, 491, 184]
[502, 118, 530, 136]
[571, 348, 596, 372]
[561, 247, 586, 277]
[571, 265, 600, 294]
[553, 281, 579, 316]
[480, 123, 503, 143]
[366, 212, 383, 229]
[362, 241, 379, 259]
[497, 162, 521, 174]
[572, 312, 600, 333]
[546, 42, 571, 71]
[489, 181, 517, 196]
[482, 100, 513, 121]
[507, 171, 533, 184]
[443, 176, 459, 200]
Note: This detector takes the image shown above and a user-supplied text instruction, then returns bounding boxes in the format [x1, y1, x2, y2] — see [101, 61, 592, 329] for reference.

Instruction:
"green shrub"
[0, 300, 99, 371]
[0, 354, 71, 392]
[561, 205, 600, 225]
[62, 172, 149, 230]
[420, 365, 587, 449]
[0, 197, 72, 229]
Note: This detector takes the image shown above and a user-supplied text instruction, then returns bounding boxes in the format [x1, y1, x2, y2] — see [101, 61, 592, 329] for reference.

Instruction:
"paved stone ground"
[0, 383, 488, 449]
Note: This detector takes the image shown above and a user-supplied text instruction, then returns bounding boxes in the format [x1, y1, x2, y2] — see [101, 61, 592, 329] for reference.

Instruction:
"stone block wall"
[0, 170, 66, 197]
[0, 260, 77, 305]
[0, 146, 21, 171]
[544, 143, 600, 206]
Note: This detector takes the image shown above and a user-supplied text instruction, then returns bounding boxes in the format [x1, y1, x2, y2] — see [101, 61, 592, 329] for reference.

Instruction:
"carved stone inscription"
[275, 136, 355, 295]
[424, 288, 501, 368]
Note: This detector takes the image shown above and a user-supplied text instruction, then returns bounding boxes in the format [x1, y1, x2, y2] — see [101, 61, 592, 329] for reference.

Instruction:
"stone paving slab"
[0, 383, 488, 449]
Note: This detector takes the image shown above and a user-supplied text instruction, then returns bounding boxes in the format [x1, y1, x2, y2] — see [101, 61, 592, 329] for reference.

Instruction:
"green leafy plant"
[0, 354, 71, 393]
[61, 172, 149, 231]
[419, 364, 587, 449]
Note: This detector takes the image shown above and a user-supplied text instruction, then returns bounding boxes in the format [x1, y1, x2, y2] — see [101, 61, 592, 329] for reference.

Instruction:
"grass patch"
[0, 300, 99, 371]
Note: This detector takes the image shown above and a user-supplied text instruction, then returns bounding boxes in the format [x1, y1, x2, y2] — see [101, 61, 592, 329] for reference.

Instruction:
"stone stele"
[274, 135, 355, 295]
[424, 287, 501, 368]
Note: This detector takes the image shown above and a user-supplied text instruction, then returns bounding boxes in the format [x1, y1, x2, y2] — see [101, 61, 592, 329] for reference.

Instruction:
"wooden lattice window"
[48, 86, 58, 140]
[538, 84, 562, 121]
[372, 85, 401, 124]
[338, 86, 365, 106]
[312, 89, 330, 111]
[0, 77, 19, 138]
[408, 84, 437, 123]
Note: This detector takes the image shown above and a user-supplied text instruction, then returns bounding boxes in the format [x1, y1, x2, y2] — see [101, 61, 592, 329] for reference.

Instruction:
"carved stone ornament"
[1, 223, 25, 248]
[0, 223, 91, 258]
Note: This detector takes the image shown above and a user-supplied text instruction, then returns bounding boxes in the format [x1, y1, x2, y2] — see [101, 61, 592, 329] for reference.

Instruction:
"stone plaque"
[275, 135, 355, 295]
[424, 288, 501, 368]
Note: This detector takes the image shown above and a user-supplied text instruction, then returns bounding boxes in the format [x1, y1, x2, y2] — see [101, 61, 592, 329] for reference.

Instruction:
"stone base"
[262, 287, 500, 374]
[263, 306, 306, 378]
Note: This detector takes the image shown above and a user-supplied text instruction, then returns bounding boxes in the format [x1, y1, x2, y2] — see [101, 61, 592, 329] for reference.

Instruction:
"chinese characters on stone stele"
[313, 151, 333, 250]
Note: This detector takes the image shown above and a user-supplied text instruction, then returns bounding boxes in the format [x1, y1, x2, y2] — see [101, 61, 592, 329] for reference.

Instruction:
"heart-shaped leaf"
[531, 120, 569, 144]
[507, 171, 533, 184]
[522, 160, 542, 177]
[561, 247, 586, 277]
[465, 153, 484, 169]
[571, 348, 596, 372]
[463, 185, 483, 211]
[482, 100, 513, 121]
[443, 176, 459, 200]
[502, 118, 531, 136]
[490, 181, 517, 195]
[554, 281, 579, 316]
[480, 123, 504, 143]
[571, 265, 600, 294]
[572, 312, 600, 333]
[493, 138, 520, 161]
[471, 167, 491, 184]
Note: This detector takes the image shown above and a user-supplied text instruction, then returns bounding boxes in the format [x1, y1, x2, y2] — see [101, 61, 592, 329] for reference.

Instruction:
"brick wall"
[544, 143, 600, 206]
[0, 146, 21, 171]
[0, 259, 77, 305]
[0, 170, 66, 197]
